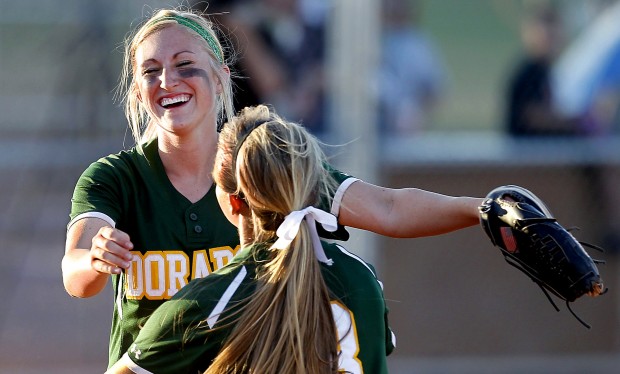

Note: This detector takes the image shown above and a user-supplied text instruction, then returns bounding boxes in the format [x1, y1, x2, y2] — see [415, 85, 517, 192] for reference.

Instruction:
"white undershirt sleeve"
[66, 212, 116, 231]
[330, 178, 359, 217]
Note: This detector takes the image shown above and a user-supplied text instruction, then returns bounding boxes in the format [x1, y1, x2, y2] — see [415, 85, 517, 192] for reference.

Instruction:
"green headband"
[147, 14, 224, 63]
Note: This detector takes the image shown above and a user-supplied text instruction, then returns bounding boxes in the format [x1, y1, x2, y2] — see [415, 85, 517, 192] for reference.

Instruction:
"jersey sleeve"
[120, 263, 252, 374]
[122, 284, 224, 374]
[68, 158, 126, 228]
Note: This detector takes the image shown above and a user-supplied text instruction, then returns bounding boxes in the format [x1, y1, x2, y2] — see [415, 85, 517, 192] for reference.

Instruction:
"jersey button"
[194, 225, 203, 233]
[189, 213, 198, 221]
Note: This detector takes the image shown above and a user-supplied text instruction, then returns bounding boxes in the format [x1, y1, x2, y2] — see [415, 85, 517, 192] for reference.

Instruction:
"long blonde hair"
[116, 8, 235, 145]
[211, 105, 340, 373]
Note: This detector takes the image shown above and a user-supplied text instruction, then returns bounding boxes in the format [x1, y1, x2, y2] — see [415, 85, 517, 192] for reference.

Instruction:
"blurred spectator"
[377, 0, 447, 135]
[508, 2, 620, 253]
[504, 4, 582, 136]
[193, 0, 328, 134]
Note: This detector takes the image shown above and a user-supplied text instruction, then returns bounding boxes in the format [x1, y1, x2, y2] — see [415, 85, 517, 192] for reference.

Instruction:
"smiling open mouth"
[160, 94, 190, 108]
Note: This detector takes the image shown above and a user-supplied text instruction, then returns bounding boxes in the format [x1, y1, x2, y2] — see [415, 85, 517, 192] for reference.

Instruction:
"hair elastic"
[147, 14, 224, 63]
[232, 120, 269, 167]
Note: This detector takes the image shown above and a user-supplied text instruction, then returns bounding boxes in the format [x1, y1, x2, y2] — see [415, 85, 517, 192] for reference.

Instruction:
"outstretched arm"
[338, 180, 483, 238]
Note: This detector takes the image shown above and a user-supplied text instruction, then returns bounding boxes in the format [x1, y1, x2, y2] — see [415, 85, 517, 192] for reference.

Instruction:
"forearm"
[397, 192, 483, 237]
[339, 181, 484, 238]
[61, 249, 109, 298]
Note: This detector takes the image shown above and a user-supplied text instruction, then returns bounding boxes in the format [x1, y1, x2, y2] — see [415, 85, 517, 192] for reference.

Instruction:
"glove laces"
[270, 207, 338, 265]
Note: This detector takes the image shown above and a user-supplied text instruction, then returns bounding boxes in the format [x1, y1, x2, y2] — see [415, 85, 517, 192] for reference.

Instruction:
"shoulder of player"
[83, 140, 156, 179]
[178, 263, 253, 301]
[324, 163, 354, 185]
[322, 241, 378, 278]
[98, 141, 152, 167]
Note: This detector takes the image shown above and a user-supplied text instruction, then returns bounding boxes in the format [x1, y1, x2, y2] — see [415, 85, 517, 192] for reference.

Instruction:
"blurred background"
[1, 0, 620, 372]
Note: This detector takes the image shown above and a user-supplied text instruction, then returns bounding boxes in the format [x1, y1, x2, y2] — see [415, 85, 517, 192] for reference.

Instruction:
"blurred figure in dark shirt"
[505, 5, 581, 136]
[193, 0, 328, 135]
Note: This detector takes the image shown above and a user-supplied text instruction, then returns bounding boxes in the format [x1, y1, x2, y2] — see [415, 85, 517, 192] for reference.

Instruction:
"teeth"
[161, 95, 190, 107]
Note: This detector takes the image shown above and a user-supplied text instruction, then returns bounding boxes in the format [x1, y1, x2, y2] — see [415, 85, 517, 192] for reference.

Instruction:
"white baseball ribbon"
[270, 206, 338, 265]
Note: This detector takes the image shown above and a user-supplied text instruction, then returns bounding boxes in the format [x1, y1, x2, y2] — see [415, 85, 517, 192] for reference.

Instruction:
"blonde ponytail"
[210, 105, 340, 373]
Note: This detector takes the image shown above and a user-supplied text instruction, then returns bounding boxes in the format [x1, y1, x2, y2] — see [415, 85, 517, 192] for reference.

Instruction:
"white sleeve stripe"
[118, 353, 153, 374]
[207, 266, 248, 328]
[331, 178, 359, 217]
[67, 212, 116, 231]
[334, 244, 376, 278]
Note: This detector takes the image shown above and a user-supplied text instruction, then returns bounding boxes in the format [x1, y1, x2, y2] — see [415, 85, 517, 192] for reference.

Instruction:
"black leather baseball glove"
[479, 185, 606, 328]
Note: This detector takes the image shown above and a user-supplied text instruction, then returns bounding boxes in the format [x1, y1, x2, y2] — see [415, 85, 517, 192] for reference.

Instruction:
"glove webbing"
[502, 253, 593, 329]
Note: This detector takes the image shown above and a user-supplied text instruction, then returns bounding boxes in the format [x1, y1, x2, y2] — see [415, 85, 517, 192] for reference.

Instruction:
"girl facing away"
[107, 105, 395, 374]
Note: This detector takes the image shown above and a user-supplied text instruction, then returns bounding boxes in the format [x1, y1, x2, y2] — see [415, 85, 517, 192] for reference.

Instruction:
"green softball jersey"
[68, 138, 355, 367]
[118, 242, 395, 374]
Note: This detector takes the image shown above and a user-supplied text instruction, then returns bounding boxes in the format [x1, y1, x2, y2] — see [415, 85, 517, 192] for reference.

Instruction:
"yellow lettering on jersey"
[191, 250, 213, 279]
[126, 252, 145, 299]
[209, 245, 241, 271]
[165, 251, 190, 297]
[144, 252, 166, 300]
[332, 300, 362, 373]
[125, 246, 240, 300]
